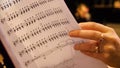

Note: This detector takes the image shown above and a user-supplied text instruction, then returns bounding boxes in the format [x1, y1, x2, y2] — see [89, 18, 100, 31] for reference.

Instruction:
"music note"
[0, 0, 21, 11]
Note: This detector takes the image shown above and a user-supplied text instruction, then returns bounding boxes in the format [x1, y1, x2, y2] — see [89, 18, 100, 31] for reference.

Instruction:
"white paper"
[0, 0, 107, 68]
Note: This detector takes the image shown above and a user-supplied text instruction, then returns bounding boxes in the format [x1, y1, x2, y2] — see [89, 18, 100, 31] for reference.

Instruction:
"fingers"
[74, 40, 105, 61]
[74, 40, 97, 51]
[79, 22, 113, 33]
[69, 29, 102, 40]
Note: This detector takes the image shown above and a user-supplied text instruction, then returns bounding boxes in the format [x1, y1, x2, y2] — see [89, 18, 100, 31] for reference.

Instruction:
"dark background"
[65, 0, 120, 23]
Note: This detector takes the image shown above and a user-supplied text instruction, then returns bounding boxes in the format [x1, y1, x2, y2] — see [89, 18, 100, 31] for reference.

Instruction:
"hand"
[69, 22, 120, 67]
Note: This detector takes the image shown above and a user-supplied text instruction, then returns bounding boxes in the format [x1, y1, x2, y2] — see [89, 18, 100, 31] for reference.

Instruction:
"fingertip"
[74, 44, 81, 50]
[69, 30, 76, 36]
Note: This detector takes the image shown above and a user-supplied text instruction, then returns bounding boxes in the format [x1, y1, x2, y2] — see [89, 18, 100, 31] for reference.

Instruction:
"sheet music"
[0, 0, 107, 68]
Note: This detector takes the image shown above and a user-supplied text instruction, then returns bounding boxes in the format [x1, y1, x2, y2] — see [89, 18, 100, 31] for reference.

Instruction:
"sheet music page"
[0, 0, 107, 68]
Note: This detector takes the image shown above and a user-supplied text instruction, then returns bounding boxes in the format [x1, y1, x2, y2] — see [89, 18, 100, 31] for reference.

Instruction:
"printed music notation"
[0, 0, 54, 11]
[12, 18, 70, 46]
[0, 0, 83, 68]
[24, 39, 75, 67]
[0, 0, 55, 24]
[7, 7, 63, 35]
[0, 0, 21, 11]
[26, 57, 76, 68]
[18, 30, 69, 57]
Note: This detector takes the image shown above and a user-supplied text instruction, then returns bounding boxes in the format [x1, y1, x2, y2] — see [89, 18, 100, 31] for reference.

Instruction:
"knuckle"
[109, 27, 115, 32]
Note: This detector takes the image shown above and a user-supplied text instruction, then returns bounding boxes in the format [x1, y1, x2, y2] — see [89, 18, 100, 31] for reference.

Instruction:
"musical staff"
[7, 7, 63, 35]
[18, 30, 69, 57]
[0, 0, 55, 11]
[12, 18, 70, 46]
[0, 0, 21, 11]
[24, 39, 74, 67]
[0, 0, 55, 24]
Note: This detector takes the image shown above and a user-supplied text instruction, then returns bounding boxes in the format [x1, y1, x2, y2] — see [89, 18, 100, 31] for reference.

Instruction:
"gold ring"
[95, 46, 99, 53]
[101, 33, 104, 39]
[95, 33, 105, 53]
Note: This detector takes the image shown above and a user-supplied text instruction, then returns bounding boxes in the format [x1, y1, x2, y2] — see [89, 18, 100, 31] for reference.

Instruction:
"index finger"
[79, 22, 113, 33]
[69, 29, 102, 40]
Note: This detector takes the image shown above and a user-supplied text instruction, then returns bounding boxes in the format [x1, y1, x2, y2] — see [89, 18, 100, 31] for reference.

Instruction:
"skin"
[69, 22, 120, 67]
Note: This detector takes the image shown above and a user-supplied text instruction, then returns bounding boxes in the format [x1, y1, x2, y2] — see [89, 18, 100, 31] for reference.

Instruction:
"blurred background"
[65, 0, 120, 37]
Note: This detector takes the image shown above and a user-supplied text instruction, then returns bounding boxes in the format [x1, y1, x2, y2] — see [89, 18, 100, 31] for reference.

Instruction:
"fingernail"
[74, 44, 81, 50]
[69, 30, 75, 36]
